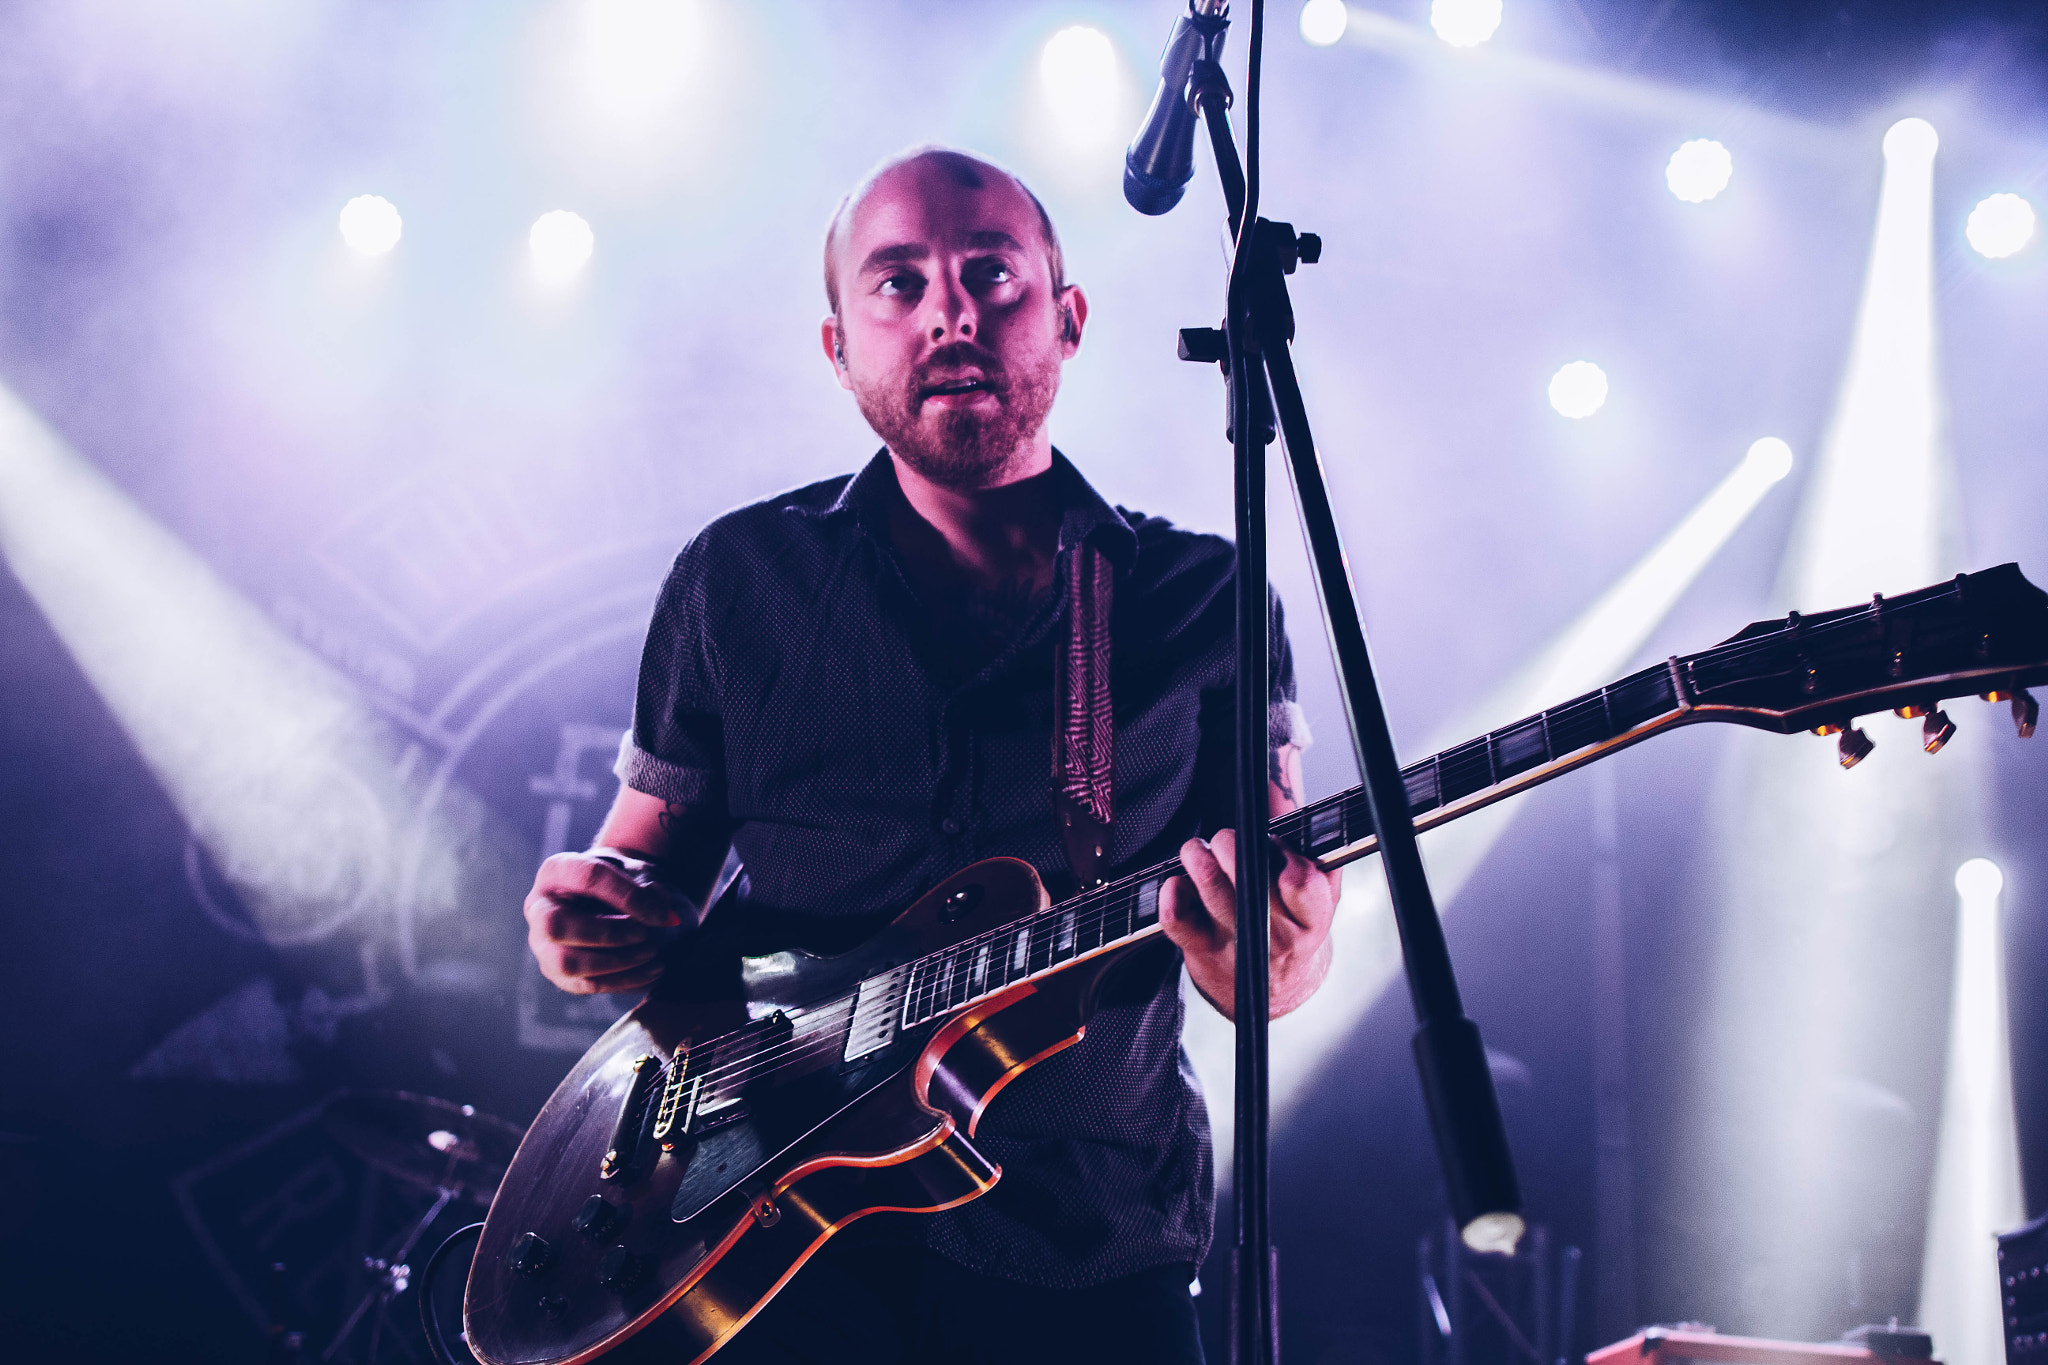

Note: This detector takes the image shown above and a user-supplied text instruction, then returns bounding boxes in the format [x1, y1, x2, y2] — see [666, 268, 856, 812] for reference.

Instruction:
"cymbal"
[322, 1090, 524, 1208]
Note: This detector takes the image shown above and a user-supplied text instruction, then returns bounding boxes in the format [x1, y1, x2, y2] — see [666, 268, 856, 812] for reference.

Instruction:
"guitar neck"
[1278, 656, 1693, 868]
[900, 658, 1693, 1029]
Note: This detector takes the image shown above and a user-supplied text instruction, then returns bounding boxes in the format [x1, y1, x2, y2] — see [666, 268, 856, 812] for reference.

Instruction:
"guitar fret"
[1097, 891, 1123, 945]
[1547, 694, 1610, 754]
[1403, 762, 1438, 816]
[1491, 714, 1550, 780]
[1437, 740, 1492, 805]
[1606, 667, 1671, 731]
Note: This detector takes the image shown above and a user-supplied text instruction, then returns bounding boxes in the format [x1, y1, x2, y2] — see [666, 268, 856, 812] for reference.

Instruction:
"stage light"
[1037, 25, 1127, 156]
[1188, 438, 1793, 1175]
[1743, 436, 1793, 482]
[529, 210, 595, 285]
[1547, 360, 1608, 418]
[1966, 192, 2036, 260]
[1040, 25, 1116, 97]
[1665, 138, 1733, 203]
[577, 0, 703, 126]
[1300, 0, 1349, 47]
[1430, 0, 1502, 48]
[1953, 856, 2002, 900]
[1920, 859, 2023, 1365]
[1685, 110, 1972, 1339]
[1883, 116, 1938, 166]
[337, 194, 403, 257]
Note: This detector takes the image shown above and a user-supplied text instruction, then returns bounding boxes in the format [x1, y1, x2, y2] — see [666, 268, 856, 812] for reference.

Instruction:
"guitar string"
[679, 892, 1156, 1094]
[674, 890, 1163, 1095]
[668, 604, 1985, 1096]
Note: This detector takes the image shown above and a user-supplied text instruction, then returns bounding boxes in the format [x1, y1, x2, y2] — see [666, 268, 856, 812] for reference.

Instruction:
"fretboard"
[898, 657, 1688, 1029]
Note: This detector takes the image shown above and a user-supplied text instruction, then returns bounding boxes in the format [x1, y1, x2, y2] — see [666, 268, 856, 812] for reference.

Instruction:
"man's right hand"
[523, 852, 682, 995]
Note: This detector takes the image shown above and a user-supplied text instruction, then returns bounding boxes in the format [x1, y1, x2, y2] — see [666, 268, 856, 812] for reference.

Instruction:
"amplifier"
[2004, 1210, 2048, 1364]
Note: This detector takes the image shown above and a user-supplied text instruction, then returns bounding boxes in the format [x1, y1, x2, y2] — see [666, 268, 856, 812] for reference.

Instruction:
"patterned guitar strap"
[1053, 541, 1114, 888]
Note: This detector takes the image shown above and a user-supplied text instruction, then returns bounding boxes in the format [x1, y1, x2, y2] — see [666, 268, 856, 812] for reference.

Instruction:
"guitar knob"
[509, 1232, 554, 1278]
[598, 1245, 644, 1294]
[573, 1196, 626, 1239]
[1838, 727, 1875, 768]
[1922, 710, 1956, 753]
[2016, 689, 2039, 739]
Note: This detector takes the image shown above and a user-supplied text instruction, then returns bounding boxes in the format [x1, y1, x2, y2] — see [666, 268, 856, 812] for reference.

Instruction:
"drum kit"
[313, 1091, 524, 1365]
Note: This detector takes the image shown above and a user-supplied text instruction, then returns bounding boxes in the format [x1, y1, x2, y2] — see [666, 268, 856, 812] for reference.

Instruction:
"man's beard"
[852, 340, 1061, 491]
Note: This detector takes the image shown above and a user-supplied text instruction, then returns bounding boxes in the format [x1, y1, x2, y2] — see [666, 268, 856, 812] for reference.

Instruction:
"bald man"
[521, 147, 1338, 1364]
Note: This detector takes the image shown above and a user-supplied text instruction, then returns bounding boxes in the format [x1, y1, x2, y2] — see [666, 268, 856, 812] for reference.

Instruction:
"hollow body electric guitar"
[467, 565, 2048, 1365]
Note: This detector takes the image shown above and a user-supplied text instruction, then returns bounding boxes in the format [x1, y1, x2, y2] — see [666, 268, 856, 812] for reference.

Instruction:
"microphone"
[1123, 1, 1231, 215]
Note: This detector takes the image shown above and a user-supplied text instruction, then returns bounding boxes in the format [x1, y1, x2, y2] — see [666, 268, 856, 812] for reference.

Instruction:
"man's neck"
[887, 444, 1061, 586]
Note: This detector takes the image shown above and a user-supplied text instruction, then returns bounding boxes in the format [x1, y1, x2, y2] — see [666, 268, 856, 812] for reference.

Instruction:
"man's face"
[823, 157, 1084, 491]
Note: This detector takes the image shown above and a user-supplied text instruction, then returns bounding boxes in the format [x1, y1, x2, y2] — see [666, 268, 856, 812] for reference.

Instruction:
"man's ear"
[820, 315, 853, 392]
[1058, 285, 1089, 357]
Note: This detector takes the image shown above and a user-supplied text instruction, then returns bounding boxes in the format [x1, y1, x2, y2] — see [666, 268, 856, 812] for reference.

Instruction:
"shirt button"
[940, 818, 962, 836]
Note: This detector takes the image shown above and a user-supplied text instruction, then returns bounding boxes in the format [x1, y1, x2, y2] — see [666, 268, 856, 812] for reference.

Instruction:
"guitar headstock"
[1678, 563, 2048, 761]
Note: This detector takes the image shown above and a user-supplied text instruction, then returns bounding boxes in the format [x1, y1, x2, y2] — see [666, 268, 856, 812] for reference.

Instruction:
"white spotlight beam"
[1314, 4, 1837, 148]
[1186, 440, 1794, 1169]
[0, 386, 523, 964]
[1684, 117, 1981, 1338]
[1785, 118, 1945, 606]
[1919, 860, 2026, 1365]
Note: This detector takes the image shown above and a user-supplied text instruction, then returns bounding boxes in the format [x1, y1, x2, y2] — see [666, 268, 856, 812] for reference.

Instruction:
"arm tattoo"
[1269, 746, 1297, 805]
[656, 802, 689, 842]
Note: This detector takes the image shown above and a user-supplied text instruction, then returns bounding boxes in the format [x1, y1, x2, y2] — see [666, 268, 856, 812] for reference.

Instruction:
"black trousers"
[711, 1237, 1208, 1365]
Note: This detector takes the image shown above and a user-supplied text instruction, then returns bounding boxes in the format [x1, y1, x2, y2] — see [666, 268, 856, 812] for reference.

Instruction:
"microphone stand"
[1167, 6, 1526, 1361]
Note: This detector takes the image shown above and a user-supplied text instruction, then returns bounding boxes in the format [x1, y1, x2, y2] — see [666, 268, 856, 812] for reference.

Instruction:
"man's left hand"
[1160, 827, 1340, 1021]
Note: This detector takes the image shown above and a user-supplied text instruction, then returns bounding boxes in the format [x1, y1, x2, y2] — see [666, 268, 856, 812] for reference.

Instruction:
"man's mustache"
[911, 343, 1007, 395]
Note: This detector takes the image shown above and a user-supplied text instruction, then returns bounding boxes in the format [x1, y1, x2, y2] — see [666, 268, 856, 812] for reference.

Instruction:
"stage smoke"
[1187, 437, 1793, 1175]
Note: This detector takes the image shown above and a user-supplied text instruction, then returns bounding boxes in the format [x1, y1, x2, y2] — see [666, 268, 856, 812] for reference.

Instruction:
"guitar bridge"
[599, 1053, 663, 1182]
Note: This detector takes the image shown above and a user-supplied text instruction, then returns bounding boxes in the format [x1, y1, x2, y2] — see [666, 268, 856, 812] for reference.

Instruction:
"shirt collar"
[823, 448, 1138, 569]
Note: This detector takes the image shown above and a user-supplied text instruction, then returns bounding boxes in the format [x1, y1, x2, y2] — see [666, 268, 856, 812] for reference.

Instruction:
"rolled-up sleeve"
[614, 536, 727, 812]
[1269, 588, 1309, 749]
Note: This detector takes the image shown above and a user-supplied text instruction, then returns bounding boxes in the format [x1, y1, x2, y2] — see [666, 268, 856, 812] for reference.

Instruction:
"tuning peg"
[1921, 709, 1956, 753]
[1838, 727, 1875, 768]
[2017, 689, 2039, 739]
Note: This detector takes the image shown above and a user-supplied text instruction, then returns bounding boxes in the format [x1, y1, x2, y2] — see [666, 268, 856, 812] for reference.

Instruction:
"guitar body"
[466, 857, 1163, 1365]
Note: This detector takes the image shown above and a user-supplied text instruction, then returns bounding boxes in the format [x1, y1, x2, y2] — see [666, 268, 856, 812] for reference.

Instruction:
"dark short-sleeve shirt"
[616, 449, 1302, 1288]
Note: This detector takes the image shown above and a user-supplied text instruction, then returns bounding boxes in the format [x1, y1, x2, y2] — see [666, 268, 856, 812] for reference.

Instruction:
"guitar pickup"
[651, 1044, 698, 1149]
[599, 1054, 663, 1183]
